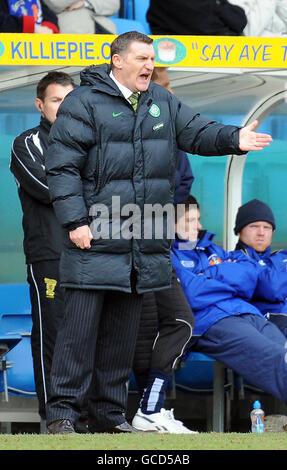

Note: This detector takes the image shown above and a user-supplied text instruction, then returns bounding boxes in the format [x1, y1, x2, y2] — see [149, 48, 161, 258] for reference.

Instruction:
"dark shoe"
[75, 418, 89, 434]
[47, 419, 76, 434]
[112, 422, 141, 433]
[91, 421, 141, 434]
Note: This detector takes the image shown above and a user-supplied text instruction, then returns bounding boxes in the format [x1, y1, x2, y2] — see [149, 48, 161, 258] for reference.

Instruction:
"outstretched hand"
[239, 120, 272, 152]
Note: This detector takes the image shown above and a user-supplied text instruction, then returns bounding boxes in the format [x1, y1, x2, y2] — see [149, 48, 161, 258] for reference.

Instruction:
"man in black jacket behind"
[10, 71, 75, 423]
[44, 31, 272, 434]
[147, 0, 247, 36]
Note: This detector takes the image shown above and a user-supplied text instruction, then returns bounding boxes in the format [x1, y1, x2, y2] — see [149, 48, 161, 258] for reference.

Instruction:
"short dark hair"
[36, 71, 75, 101]
[174, 195, 199, 222]
[110, 30, 153, 62]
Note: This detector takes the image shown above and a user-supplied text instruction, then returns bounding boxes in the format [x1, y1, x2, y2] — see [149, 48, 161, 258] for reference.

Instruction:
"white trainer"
[132, 408, 198, 434]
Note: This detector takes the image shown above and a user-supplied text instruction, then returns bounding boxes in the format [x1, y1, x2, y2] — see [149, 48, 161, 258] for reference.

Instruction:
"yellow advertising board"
[0, 33, 287, 68]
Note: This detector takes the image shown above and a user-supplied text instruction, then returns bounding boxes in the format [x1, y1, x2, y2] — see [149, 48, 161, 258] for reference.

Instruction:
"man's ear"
[34, 97, 43, 113]
[112, 53, 123, 71]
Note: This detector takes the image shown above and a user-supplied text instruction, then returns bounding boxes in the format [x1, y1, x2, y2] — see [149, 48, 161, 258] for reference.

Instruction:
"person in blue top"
[233, 199, 287, 335]
[171, 195, 287, 403]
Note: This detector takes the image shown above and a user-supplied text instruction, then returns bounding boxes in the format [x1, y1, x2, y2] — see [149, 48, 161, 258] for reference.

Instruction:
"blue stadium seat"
[111, 17, 148, 34]
[1, 335, 36, 397]
[0, 334, 21, 359]
[0, 284, 28, 358]
[0, 284, 36, 397]
[118, 0, 151, 34]
[174, 352, 229, 432]
[133, 0, 152, 34]
[123, 0, 134, 19]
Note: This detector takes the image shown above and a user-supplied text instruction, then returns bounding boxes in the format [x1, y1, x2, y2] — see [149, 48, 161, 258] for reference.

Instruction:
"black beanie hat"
[234, 199, 276, 235]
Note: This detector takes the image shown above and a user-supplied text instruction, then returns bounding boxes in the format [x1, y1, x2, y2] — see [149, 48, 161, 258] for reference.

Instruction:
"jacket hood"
[80, 63, 118, 92]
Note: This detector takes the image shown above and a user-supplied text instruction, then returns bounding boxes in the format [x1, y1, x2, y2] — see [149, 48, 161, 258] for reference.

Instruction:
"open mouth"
[139, 72, 151, 82]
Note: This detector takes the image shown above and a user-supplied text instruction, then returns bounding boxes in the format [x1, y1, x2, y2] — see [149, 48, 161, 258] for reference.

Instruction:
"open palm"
[239, 120, 272, 152]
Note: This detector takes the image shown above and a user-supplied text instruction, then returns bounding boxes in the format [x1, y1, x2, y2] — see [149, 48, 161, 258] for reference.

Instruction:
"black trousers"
[133, 269, 194, 383]
[27, 260, 64, 419]
[46, 287, 143, 430]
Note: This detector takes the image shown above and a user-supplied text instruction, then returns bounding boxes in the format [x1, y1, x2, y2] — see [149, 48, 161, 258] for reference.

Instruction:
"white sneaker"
[132, 408, 198, 434]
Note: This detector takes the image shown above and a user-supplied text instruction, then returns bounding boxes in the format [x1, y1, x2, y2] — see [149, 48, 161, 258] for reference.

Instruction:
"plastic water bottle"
[250, 400, 265, 433]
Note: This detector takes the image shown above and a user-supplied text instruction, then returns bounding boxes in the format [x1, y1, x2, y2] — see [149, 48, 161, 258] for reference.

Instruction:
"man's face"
[176, 207, 202, 241]
[112, 41, 155, 92]
[239, 221, 274, 252]
[35, 83, 74, 124]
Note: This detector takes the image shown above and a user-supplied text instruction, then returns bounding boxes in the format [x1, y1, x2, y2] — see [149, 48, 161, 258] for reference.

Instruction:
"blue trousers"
[192, 314, 287, 403]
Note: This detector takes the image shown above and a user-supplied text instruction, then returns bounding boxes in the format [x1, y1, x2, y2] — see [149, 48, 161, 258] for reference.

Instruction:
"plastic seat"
[110, 17, 147, 34]
[0, 284, 28, 358]
[133, 0, 152, 34]
[123, 0, 151, 34]
[0, 284, 36, 397]
[174, 352, 230, 432]
[0, 334, 21, 358]
[2, 335, 36, 397]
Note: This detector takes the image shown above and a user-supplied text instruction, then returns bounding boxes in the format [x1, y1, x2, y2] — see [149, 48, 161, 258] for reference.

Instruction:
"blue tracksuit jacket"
[171, 231, 264, 336]
[234, 242, 287, 315]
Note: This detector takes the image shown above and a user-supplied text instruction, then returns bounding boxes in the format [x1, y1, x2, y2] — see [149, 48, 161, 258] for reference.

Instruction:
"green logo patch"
[149, 104, 161, 118]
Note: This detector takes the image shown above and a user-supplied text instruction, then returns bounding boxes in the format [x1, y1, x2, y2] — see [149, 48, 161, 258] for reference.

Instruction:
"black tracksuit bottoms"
[27, 260, 64, 419]
[133, 269, 194, 385]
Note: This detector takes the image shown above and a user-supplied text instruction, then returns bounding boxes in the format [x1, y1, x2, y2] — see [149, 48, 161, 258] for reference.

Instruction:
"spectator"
[0, 0, 59, 33]
[44, 31, 272, 435]
[229, 0, 287, 36]
[44, 0, 120, 34]
[10, 71, 74, 425]
[132, 71, 195, 434]
[233, 199, 287, 335]
[146, 0, 247, 36]
[171, 195, 287, 404]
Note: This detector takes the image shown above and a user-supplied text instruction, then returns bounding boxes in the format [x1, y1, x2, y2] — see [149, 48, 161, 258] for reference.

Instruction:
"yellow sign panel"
[0, 33, 287, 68]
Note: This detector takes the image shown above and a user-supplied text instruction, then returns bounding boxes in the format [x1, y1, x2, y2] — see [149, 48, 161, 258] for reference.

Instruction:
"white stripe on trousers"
[29, 264, 47, 404]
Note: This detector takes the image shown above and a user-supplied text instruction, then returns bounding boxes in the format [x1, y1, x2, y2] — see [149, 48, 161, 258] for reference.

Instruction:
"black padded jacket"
[45, 63, 244, 294]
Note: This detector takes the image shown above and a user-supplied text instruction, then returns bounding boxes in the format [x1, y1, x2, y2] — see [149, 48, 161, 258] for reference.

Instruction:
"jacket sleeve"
[228, 0, 276, 36]
[41, 0, 59, 33]
[171, 251, 237, 311]
[174, 150, 194, 205]
[10, 133, 51, 204]
[204, 254, 259, 300]
[43, 0, 120, 16]
[87, 0, 120, 15]
[45, 90, 96, 229]
[0, 12, 34, 32]
[174, 99, 245, 157]
[276, 0, 287, 22]
[216, 0, 247, 34]
[253, 254, 287, 302]
[0, 2, 58, 32]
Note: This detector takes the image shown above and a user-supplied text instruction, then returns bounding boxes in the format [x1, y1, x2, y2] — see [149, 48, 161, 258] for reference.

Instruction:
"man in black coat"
[44, 31, 272, 434]
[147, 0, 247, 36]
[10, 71, 74, 423]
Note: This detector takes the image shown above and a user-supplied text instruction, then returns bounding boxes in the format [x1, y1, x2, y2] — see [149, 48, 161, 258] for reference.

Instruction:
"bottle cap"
[254, 400, 261, 409]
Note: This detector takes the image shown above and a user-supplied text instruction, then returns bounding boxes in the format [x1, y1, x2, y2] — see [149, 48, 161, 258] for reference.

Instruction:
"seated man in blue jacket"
[171, 195, 287, 403]
[233, 199, 287, 336]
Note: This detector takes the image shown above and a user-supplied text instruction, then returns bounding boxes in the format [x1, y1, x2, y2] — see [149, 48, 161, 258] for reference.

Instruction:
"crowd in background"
[1, 0, 287, 38]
